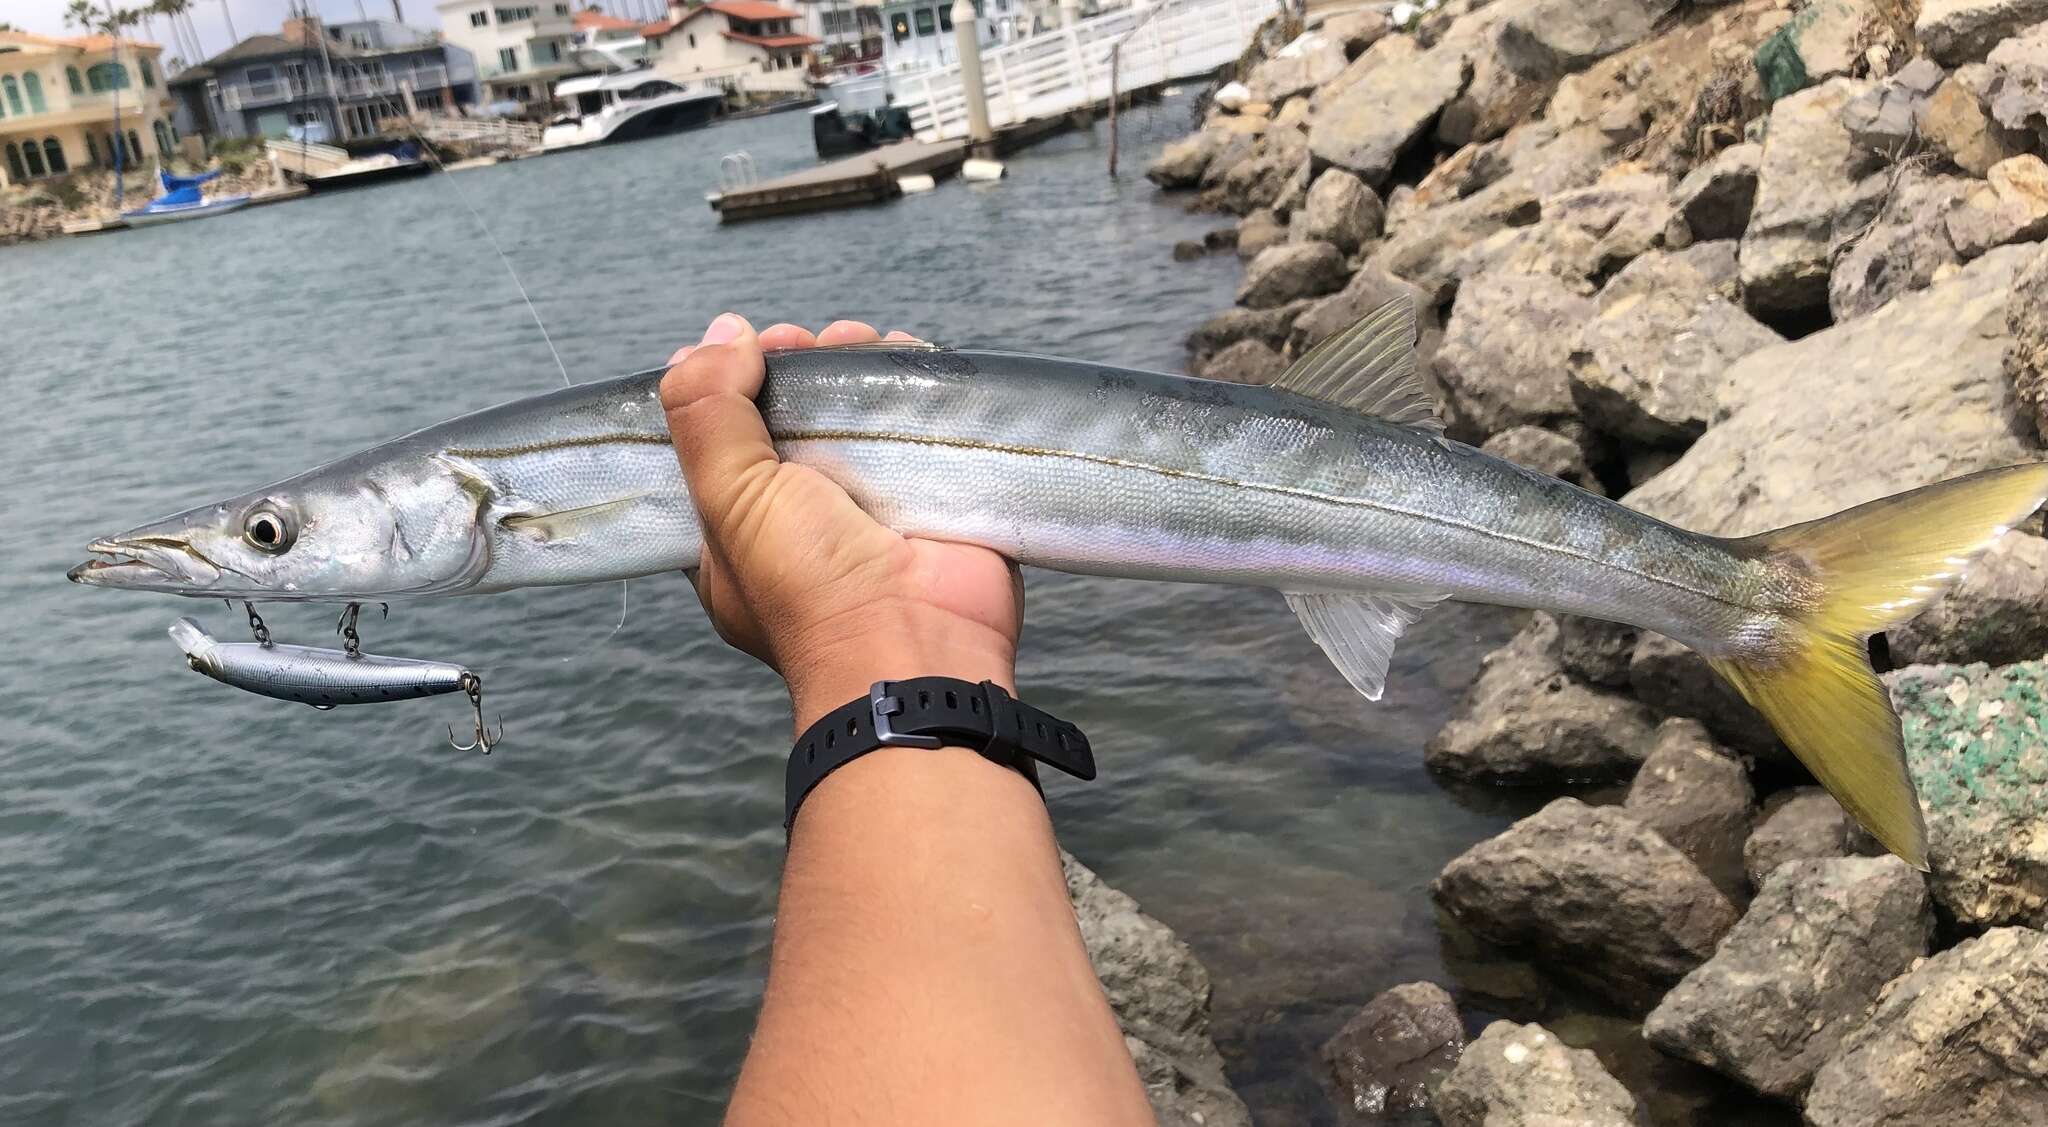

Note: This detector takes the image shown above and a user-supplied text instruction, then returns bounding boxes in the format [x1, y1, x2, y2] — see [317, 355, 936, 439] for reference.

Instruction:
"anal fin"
[1285, 590, 1446, 701]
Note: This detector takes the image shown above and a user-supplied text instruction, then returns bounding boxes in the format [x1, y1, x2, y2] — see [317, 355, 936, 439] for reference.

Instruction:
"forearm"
[724, 744, 1153, 1127]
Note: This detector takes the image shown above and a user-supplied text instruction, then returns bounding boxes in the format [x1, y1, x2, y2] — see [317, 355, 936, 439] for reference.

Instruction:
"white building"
[571, 8, 651, 66]
[641, 0, 820, 95]
[435, 0, 580, 111]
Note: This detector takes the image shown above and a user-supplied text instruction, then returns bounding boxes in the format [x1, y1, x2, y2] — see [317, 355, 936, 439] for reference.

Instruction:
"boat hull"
[541, 92, 724, 152]
[121, 195, 253, 226]
[301, 161, 433, 193]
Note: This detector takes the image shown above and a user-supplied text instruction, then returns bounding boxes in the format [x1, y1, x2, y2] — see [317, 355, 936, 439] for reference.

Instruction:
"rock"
[1212, 80, 1250, 113]
[1246, 32, 1350, 103]
[1805, 927, 2048, 1125]
[1889, 531, 2048, 664]
[1063, 851, 1251, 1127]
[1478, 425, 1602, 492]
[1828, 167, 1972, 322]
[1756, 0, 1886, 98]
[1496, 0, 1678, 81]
[1288, 266, 1438, 358]
[1235, 207, 1289, 259]
[1203, 226, 1238, 252]
[1885, 658, 2048, 926]
[1627, 631, 1784, 757]
[1171, 239, 1207, 262]
[2006, 241, 2048, 441]
[1186, 300, 1307, 364]
[1557, 616, 1638, 687]
[1220, 128, 1309, 215]
[1744, 787, 1854, 887]
[1945, 153, 2048, 258]
[1644, 856, 1932, 1100]
[1539, 169, 1674, 277]
[1569, 250, 1782, 447]
[1918, 0, 2048, 65]
[1308, 35, 1469, 187]
[1925, 63, 2030, 175]
[1841, 57, 1946, 152]
[1440, 36, 1556, 148]
[1320, 981, 1464, 1118]
[1623, 718, 1755, 899]
[1148, 130, 1226, 188]
[1432, 799, 1738, 1010]
[1199, 131, 1260, 191]
[1740, 78, 1883, 316]
[1427, 614, 1660, 783]
[1196, 337, 1288, 383]
[1987, 21, 2048, 147]
[1320, 8, 1391, 57]
[1236, 240, 1349, 308]
[1670, 142, 1761, 243]
[1297, 167, 1384, 254]
[1434, 268, 1596, 434]
[1436, 1021, 1640, 1127]
[1624, 446, 1681, 489]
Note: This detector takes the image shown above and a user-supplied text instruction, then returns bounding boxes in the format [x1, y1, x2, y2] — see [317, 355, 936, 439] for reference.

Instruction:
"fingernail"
[701, 313, 744, 346]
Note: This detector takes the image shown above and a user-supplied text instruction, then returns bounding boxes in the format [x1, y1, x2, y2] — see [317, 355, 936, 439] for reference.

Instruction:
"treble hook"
[448, 672, 503, 754]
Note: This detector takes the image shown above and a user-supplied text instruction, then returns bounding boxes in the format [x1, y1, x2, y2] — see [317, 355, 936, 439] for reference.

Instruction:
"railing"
[413, 114, 543, 147]
[221, 65, 457, 110]
[223, 75, 331, 110]
[899, 0, 1272, 141]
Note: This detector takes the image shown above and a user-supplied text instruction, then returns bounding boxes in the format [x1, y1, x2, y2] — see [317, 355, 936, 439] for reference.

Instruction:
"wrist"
[783, 638, 1015, 733]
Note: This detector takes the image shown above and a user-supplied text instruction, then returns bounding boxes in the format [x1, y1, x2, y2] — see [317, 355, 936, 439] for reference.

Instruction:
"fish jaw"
[69, 530, 228, 593]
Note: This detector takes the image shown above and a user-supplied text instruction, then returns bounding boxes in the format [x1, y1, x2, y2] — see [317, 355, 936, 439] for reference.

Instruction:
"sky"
[5, 0, 672, 66]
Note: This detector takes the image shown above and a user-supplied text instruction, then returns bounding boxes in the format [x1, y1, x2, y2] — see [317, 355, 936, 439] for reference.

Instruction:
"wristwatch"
[785, 678, 1097, 830]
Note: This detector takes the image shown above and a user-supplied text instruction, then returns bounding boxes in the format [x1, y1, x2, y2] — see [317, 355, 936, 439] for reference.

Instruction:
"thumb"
[661, 314, 777, 541]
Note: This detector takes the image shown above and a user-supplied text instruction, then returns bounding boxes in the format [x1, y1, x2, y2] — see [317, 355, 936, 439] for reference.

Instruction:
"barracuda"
[69, 302, 2048, 867]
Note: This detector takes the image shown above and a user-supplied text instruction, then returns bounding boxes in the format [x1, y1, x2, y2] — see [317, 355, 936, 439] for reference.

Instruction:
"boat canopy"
[153, 166, 223, 206]
[554, 70, 692, 96]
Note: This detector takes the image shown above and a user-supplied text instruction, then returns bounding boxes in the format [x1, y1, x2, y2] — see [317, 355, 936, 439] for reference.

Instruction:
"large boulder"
[1296, 167, 1384, 254]
[1643, 856, 1932, 1099]
[1841, 57, 1947, 152]
[1804, 927, 2048, 1125]
[1288, 266, 1437, 356]
[1320, 981, 1465, 1118]
[1434, 268, 1596, 434]
[1945, 153, 2048, 258]
[1739, 77, 1883, 315]
[1622, 719, 1755, 900]
[1557, 616, 1638, 686]
[1308, 35, 1470, 187]
[1754, 0, 1887, 95]
[1478, 425, 1603, 493]
[1198, 132, 1260, 192]
[1219, 128, 1309, 215]
[1148, 129, 1227, 188]
[1827, 168, 1973, 322]
[1195, 337, 1288, 384]
[1063, 852, 1251, 1127]
[1627, 632, 1782, 758]
[1495, 0, 1678, 81]
[1426, 614, 1661, 783]
[1885, 658, 2048, 927]
[1435, 1021, 1640, 1127]
[2006, 241, 2048, 440]
[1185, 300, 1309, 366]
[1743, 786, 1855, 887]
[1888, 531, 2048, 664]
[1236, 240, 1349, 309]
[1669, 142, 1760, 243]
[1987, 21, 2048, 147]
[1537, 170, 1673, 278]
[1925, 63, 2031, 175]
[1246, 31, 1350, 104]
[1236, 207, 1289, 260]
[1918, 0, 2048, 65]
[1569, 246, 1781, 447]
[1432, 798, 1739, 1011]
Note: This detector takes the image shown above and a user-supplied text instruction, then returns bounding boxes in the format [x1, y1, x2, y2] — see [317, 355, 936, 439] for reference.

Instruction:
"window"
[140, 57, 155, 87]
[542, 41, 560, 62]
[85, 132, 98, 165]
[913, 7, 935, 35]
[153, 119, 172, 156]
[687, 33, 696, 47]
[127, 129, 141, 163]
[470, 9, 488, 25]
[554, 3, 568, 12]
[86, 62, 129, 91]
[2, 76, 21, 116]
[498, 46, 518, 71]
[3, 143, 22, 182]
[891, 12, 909, 41]
[22, 139, 45, 177]
[938, 5, 953, 31]
[43, 137, 65, 173]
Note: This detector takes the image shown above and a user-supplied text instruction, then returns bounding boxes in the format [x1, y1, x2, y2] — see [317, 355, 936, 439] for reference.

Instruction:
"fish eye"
[243, 507, 295, 554]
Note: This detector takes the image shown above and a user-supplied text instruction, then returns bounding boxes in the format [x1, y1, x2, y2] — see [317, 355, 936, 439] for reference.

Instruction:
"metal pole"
[217, 0, 237, 43]
[1106, 44, 1117, 176]
[949, 0, 990, 146]
[106, 0, 123, 209]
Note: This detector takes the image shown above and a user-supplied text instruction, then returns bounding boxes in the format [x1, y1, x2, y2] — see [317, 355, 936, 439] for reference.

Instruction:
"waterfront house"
[0, 30, 178, 188]
[572, 8, 652, 66]
[789, 0, 884, 66]
[435, 0, 580, 113]
[167, 17, 478, 142]
[640, 0, 821, 95]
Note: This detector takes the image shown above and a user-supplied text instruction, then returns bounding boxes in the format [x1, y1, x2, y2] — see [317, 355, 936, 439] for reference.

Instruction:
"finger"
[667, 343, 696, 366]
[883, 330, 921, 342]
[661, 315, 779, 534]
[816, 320, 883, 346]
[759, 322, 817, 351]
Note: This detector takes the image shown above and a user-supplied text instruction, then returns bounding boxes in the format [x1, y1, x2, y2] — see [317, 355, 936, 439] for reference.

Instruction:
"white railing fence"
[413, 114, 544, 147]
[901, 0, 1273, 141]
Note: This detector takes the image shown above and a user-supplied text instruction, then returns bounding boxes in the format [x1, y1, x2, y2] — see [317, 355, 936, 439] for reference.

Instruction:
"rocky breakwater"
[1153, 0, 2048, 1120]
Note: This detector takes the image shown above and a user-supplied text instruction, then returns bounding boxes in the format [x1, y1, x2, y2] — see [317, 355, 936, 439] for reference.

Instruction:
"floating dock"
[707, 139, 970, 223]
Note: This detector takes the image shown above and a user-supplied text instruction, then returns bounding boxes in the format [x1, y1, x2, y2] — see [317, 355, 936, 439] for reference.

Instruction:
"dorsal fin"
[1276, 297, 1442, 432]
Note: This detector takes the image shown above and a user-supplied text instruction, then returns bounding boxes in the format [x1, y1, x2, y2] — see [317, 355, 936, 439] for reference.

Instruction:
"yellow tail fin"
[1712, 463, 2048, 869]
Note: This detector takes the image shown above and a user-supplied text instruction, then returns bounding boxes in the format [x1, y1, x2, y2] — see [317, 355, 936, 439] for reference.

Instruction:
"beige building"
[641, 0, 820, 95]
[0, 30, 178, 188]
[435, 0, 580, 112]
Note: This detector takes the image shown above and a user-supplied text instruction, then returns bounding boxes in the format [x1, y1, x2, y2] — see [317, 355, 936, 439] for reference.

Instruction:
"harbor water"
[2, 105, 1526, 1125]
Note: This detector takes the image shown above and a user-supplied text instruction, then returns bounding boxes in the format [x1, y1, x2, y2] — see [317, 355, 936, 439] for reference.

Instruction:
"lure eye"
[243, 507, 295, 554]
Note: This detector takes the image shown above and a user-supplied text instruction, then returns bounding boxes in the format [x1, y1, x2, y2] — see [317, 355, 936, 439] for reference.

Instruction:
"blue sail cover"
[158, 167, 222, 193]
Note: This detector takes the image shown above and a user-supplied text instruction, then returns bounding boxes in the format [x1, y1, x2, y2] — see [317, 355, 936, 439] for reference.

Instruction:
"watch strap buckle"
[869, 682, 945, 749]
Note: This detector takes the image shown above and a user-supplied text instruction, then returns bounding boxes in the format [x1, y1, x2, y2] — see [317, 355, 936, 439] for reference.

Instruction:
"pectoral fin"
[1285, 590, 1446, 700]
[498, 496, 647, 543]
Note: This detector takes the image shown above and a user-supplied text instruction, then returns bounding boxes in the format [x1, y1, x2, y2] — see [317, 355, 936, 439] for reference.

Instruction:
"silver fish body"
[169, 617, 471, 707]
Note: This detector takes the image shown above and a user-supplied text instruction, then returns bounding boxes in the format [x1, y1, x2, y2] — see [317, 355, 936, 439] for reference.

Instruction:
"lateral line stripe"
[448, 433, 671, 458]
[776, 428, 1741, 609]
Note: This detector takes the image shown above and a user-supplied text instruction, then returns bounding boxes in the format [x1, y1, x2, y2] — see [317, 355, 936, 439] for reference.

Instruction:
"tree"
[65, 0, 194, 37]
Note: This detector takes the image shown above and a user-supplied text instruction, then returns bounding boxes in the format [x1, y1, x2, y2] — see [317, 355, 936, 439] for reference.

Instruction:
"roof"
[0, 29, 160, 53]
[574, 10, 642, 31]
[724, 31, 820, 48]
[641, 0, 805, 39]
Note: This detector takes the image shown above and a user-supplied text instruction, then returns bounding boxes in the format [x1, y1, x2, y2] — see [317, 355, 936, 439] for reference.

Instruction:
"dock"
[707, 139, 970, 222]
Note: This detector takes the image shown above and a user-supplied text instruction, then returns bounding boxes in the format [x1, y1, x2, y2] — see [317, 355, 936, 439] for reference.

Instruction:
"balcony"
[220, 76, 331, 111]
[219, 65, 455, 111]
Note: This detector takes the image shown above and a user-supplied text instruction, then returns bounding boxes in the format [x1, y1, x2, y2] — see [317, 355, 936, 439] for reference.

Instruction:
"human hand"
[660, 313, 1025, 733]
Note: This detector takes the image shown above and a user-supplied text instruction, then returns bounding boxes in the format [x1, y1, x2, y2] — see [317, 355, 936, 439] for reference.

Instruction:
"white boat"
[121, 167, 251, 227]
[541, 72, 725, 152]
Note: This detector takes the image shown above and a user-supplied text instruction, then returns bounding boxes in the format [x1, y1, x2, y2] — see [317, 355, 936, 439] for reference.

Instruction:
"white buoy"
[961, 158, 1005, 182]
[897, 173, 938, 194]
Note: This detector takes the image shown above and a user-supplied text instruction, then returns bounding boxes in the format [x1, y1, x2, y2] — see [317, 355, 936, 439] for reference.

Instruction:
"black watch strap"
[785, 678, 1096, 830]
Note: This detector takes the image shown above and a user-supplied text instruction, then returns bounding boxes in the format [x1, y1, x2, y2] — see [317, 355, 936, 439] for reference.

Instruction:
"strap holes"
[970, 696, 981, 714]
[944, 691, 958, 709]
[918, 690, 931, 708]
[1056, 731, 1068, 748]
[826, 730, 836, 749]
[1035, 721, 1046, 738]
[805, 744, 816, 764]
[846, 717, 858, 736]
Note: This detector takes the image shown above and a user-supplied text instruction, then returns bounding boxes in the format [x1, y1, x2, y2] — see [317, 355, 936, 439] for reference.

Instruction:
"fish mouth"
[69, 536, 224, 592]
